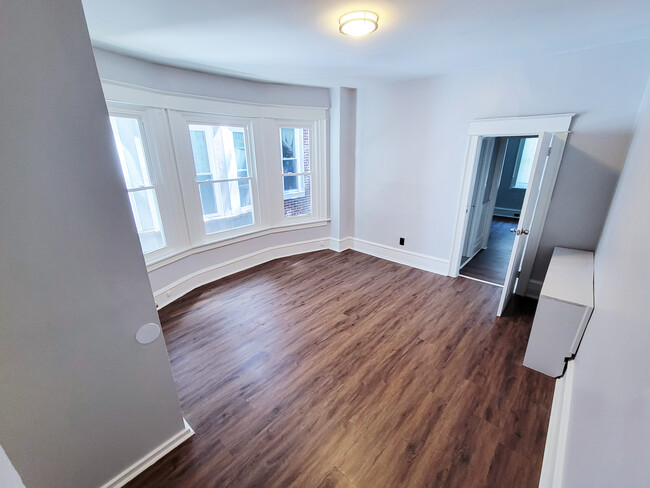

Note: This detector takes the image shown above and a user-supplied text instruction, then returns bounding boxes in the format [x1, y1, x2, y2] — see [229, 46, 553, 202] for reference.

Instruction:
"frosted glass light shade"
[339, 11, 379, 36]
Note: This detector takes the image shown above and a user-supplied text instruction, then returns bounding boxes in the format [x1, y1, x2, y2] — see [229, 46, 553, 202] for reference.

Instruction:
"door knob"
[510, 228, 517, 233]
[522, 229, 529, 235]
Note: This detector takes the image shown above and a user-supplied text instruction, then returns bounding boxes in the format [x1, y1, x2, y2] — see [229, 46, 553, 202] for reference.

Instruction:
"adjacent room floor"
[127, 250, 554, 488]
[461, 216, 518, 285]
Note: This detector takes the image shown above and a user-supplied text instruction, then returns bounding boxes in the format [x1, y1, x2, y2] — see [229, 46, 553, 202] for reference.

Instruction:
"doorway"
[449, 114, 574, 316]
[460, 136, 538, 286]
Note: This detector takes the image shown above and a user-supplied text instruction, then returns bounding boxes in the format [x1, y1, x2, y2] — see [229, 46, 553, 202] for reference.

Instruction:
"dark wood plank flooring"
[127, 249, 554, 488]
[461, 217, 518, 285]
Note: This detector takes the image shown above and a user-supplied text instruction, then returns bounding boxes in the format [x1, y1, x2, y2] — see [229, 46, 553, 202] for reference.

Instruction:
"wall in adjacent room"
[560, 78, 650, 488]
[355, 39, 650, 281]
[494, 137, 526, 217]
[0, 1, 185, 486]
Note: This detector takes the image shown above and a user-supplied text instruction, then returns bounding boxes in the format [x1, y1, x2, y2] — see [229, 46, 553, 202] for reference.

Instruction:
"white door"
[463, 138, 496, 261]
[478, 143, 505, 249]
[497, 132, 553, 316]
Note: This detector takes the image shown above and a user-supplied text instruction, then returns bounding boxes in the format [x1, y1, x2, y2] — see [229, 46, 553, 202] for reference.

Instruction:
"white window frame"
[280, 127, 307, 199]
[273, 119, 327, 223]
[168, 111, 262, 246]
[102, 81, 330, 270]
[511, 137, 538, 189]
[106, 103, 188, 264]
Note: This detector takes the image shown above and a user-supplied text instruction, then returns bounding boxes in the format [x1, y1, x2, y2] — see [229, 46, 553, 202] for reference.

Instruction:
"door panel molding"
[515, 133, 568, 296]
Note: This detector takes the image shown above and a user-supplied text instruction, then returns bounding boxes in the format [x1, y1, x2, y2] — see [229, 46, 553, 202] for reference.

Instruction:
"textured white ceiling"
[81, 0, 650, 87]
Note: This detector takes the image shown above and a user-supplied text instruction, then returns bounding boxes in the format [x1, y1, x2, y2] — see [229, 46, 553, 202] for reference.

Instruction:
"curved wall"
[93, 49, 335, 307]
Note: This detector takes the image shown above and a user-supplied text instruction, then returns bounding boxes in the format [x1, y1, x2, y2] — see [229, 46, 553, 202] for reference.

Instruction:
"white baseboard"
[154, 238, 330, 308]
[329, 236, 353, 252]
[99, 418, 194, 488]
[154, 236, 448, 309]
[349, 238, 449, 276]
[526, 279, 544, 299]
[538, 360, 575, 488]
[494, 207, 521, 219]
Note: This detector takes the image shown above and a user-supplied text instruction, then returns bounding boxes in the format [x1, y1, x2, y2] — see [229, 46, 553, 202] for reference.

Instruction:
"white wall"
[330, 87, 357, 242]
[0, 1, 186, 486]
[355, 40, 650, 281]
[559, 79, 650, 487]
[93, 50, 340, 305]
[93, 49, 330, 108]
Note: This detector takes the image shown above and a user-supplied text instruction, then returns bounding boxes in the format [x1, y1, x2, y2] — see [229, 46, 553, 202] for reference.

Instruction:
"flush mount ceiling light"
[339, 10, 379, 37]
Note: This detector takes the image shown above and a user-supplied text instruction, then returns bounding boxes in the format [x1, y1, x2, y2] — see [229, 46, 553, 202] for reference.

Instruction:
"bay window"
[103, 82, 328, 267]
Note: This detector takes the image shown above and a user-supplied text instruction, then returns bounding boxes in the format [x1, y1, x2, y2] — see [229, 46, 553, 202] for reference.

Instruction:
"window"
[188, 124, 254, 235]
[109, 116, 166, 254]
[512, 137, 539, 189]
[280, 127, 312, 218]
[105, 82, 328, 266]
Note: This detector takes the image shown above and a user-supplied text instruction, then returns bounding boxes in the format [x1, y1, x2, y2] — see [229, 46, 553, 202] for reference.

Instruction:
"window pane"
[514, 137, 538, 189]
[280, 128, 311, 210]
[190, 130, 211, 178]
[189, 125, 249, 181]
[199, 180, 254, 234]
[232, 131, 248, 178]
[109, 116, 152, 189]
[281, 128, 295, 158]
[238, 180, 251, 208]
[284, 174, 299, 192]
[127, 189, 166, 254]
[283, 175, 312, 218]
[198, 182, 218, 216]
[283, 158, 298, 174]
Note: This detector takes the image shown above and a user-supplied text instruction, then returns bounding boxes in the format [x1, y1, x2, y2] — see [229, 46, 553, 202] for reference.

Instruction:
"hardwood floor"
[461, 217, 518, 285]
[126, 250, 554, 488]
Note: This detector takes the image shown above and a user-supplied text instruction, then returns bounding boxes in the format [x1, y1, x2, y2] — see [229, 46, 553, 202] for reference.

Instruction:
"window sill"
[145, 219, 331, 272]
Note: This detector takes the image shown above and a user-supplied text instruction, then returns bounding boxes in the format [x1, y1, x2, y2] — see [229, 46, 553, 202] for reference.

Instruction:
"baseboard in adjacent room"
[99, 418, 194, 488]
[494, 207, 521, 219]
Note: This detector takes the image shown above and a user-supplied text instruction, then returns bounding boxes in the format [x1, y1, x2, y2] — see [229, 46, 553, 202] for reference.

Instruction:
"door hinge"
[547, 146, 552, 157]
[516, 270, 521, 278]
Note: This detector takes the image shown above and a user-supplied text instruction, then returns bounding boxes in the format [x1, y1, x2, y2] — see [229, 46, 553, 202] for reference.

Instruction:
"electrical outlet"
[399, 237, 405, 246]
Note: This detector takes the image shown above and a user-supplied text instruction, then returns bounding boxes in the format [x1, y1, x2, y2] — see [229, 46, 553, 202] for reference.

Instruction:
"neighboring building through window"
[109, 116, 166, 254]
[512, 136, 539, 189]
[280, 127, 312, 217]
[188, 124, 254, 235]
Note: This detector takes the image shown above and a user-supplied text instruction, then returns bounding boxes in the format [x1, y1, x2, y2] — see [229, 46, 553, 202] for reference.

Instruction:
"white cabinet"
[523, 247, 594, 377]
